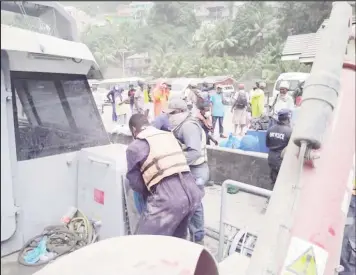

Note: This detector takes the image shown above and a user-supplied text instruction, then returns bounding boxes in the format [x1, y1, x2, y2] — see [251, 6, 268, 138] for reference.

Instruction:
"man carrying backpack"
[231, 83, 249, 136]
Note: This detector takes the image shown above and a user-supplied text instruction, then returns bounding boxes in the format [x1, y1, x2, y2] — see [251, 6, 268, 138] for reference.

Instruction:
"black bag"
[250, 115, 270, 131]
[235, 91, 248, 109]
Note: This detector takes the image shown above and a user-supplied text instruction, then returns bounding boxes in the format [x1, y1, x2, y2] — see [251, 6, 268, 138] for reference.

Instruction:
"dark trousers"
[212, 116, 224, 134]
[269, 165, 280, 186]
[111, 103, 117, 122]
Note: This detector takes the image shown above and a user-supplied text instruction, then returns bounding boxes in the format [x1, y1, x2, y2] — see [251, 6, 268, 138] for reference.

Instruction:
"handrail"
[218, 180, 272, 261]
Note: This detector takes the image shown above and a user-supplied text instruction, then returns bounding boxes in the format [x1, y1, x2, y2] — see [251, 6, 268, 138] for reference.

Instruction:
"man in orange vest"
[125, 113, 203, 238]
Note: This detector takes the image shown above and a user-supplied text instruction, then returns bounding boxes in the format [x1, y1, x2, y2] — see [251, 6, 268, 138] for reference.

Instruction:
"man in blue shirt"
[151, 113, 171, 132]
[210, 85, 227, 138]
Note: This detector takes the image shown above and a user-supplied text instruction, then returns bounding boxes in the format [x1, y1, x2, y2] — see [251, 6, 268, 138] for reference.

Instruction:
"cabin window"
[11, 72, 110, 161]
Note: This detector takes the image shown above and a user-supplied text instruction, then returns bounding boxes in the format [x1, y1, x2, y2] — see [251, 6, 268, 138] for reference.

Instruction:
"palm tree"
[232, 2, 277, 55]
[193, 23, 216, 57]
[208, 20, 238, 56]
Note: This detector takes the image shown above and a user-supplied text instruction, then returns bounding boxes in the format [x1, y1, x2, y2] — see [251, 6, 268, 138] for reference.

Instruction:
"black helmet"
[137, 80, 144, 87]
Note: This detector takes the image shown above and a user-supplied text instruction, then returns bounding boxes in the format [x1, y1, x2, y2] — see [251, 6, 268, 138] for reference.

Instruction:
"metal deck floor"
[1, 185, 267, 275]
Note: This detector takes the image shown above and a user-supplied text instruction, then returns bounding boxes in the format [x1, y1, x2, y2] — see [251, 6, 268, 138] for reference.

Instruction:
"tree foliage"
[2, 1, 333, 82]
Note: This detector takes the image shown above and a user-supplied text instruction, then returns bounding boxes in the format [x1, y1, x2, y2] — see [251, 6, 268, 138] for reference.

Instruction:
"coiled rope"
[18, 210, 97, 266]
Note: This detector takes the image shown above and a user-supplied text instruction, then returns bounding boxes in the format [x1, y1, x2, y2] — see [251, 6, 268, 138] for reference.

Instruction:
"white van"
[269, 72, 310, 105]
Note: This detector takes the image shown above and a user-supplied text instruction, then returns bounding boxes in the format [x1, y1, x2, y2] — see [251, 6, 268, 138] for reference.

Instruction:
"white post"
[122, 51, 125, 77]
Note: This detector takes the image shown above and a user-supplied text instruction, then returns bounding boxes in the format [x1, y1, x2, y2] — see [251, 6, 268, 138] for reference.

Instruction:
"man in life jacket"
[265, 109, 292, 186]
[126, 114, 203, 238]
[164, 97, 209, 244]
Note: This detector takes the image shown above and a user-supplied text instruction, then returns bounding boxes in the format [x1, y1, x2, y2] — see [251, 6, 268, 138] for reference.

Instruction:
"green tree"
[208, 20, 238, 57]
[277, 1, 333, 37]
[232, 2, 278, 55]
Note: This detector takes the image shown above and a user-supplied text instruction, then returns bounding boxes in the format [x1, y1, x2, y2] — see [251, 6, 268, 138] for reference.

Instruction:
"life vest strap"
[145, 162, 189, 187]
[141, 151, 183, 174]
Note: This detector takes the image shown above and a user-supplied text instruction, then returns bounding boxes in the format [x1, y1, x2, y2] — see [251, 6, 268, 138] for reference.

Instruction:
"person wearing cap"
[164, 97, 209, 245]
[269, 80, 295, 127]
[125, 113, 203, 238]
[210, 84, 227, 138]
[231, 83, 249, 136]
[250, 81, 266, 118]
[265, 108, 292, 186]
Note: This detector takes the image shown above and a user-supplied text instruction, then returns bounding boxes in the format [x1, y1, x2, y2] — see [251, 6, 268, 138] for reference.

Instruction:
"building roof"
[281, 33, 315, 60]
[282, 15, 356, 64]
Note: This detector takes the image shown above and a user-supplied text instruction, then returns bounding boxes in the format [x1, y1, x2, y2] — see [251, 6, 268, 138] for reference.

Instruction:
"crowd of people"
[103, 79, 297, 242]
[104, 79, 355, 274]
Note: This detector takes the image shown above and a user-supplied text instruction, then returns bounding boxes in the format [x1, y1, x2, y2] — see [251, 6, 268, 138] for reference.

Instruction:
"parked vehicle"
[269, 72, 310, 105]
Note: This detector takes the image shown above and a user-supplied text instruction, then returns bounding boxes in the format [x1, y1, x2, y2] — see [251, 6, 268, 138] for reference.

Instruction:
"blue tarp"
[219, 132, 262, 153]
[245, 130, 269, 153]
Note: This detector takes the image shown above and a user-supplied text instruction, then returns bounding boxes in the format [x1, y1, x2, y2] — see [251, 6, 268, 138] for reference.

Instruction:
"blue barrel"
[245, 130, 269, 153]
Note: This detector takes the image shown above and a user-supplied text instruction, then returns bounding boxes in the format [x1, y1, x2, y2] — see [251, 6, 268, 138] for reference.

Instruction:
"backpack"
[235, 91, 248, 109]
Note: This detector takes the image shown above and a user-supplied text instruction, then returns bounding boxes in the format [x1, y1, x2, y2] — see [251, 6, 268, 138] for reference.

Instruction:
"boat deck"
[1, 185, 268, 275]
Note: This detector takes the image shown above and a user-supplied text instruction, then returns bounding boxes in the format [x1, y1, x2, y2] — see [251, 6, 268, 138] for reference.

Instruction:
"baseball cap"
[278, 108, 291, 119]
[279, 81, 290, 90]
[163, 97, 188, 114]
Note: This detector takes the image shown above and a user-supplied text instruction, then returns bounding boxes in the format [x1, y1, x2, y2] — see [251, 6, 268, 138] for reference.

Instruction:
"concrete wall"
[111, 134, 272, 191]
[206, 146, 272, 190]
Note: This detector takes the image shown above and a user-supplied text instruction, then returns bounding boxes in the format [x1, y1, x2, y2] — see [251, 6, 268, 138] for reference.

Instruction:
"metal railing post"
[217, 180, 273, 262]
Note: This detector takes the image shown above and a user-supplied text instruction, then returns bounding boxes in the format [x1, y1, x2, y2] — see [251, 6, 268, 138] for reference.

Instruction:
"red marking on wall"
[328, 226, 336, 236]
[309, 234, 326, 249]
[94, 188, 105, 205]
